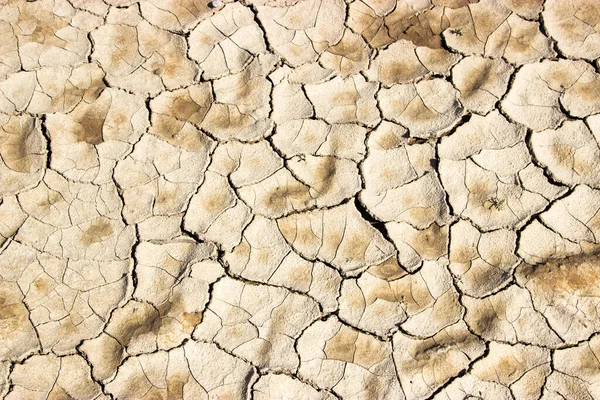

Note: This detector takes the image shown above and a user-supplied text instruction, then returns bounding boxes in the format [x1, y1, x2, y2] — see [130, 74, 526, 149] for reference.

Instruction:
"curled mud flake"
[287, 155, 362, 207]
[464, 285, 563, 348]
[114, 133, 214, 227]
[134, 241, 216, 306]
[367, 254, 407, 282]
[367, 39, 460, 86]
[442, 0, 553, 64]
[365, 120, 408, 151]
[384, 4, 451, 49]
[517, 220, 594, 265]
[440, 140, 565, 231]
[61, 97, 109, 146]
[340, 260, 462, 337]
[210, 140, 283, 187]
[373, 0, 515, 52]
[379, 78, 464, 139]
[498, 0, 543, 19]
[219, 153, 321, 219]
[194, 277, 321, 370]
[105, 341, 257, 399]
[338, 268, 408, 337]
[79, 336, 122, 382]
[7, 354, 103, 400]
[149, 84, 213, 152]
[46, 88, 149, 184]
[516, 250, 600, 344]
[138, 22, 199, 91]
[91, 24, 150, 87]
[277, 202, 396, 276]
[393, 321, 486, 400]
[452, 56, 513, 114]
[320, 29, 371, 77]
[0, 62, 107, 115]
[438, 111, 525, 160]
[0, 71, 36, 115]
[538, 185, 600, 244]
[543, 0, 600, 60]
[305, 75, 380, 127]
[346, 1, 394, 49]
[80, 271, 217, 384]
[0, 21, 21, 81]
[134, 242, 217, 346]
[0, 280, 39, 362]
[237, 167, 315, 218]
[225, 215, 341, 312]
[387, 221, 449, 271]
[81, 301, 160, 381]
[92, 21, 197, 95]
[360, 172, 451, 229]
[3, 0, 90, 70]
[542, 370, 596, 400]
[397, 261, 463, 336]
[363, 123, 434, 194]
[201, 55, 276, 141]
[367, 40, 428, 86]
[0, 115, 46, 196]
[468, 342, 550, 400]
[0, 243, 129, 355]
[449, 220, 519, 297]
[140, 0, 213, 32]
[551, 334, 600, 399]
[189, 3, 266, 78]
[502, 60, 600, 131]
[436, 341, 550, 400]
[531, 121, 600, 188]
[15, 170, 135, 261]
[297, 317, 403, 399]
[0, 196, 27, 248]
[254, 373, 336, 400]
[498, 15, 555, 65]
[24, 63, 108, 115]
[271, 80, 314, 124]
[256, 0, 346, 66]
[184, 171, 252, 250]
[272, 120, 367, 162]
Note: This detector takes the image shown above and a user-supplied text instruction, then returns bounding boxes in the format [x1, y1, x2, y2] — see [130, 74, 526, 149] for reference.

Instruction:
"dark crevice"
[353, 196, 396, 248]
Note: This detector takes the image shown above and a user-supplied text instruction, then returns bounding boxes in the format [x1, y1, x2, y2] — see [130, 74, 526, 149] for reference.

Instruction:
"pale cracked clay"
[2, 0, 600, 399]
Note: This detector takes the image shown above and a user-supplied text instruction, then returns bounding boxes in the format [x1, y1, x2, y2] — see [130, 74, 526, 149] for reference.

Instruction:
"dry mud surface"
[2, 0, 600, 398]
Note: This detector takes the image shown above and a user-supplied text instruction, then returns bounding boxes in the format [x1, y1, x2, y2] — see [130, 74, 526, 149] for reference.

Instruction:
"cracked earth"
[2, 0, 600, 399]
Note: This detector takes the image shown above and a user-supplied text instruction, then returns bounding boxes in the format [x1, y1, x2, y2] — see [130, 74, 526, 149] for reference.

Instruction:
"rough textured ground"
[2, 0, 600, 398]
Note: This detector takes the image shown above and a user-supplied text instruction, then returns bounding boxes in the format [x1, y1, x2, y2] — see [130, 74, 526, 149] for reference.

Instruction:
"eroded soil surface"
[2, 0, 600, 399]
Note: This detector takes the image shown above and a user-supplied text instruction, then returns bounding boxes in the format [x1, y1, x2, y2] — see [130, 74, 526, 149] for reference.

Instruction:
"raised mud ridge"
[2, 0, 600, 399]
